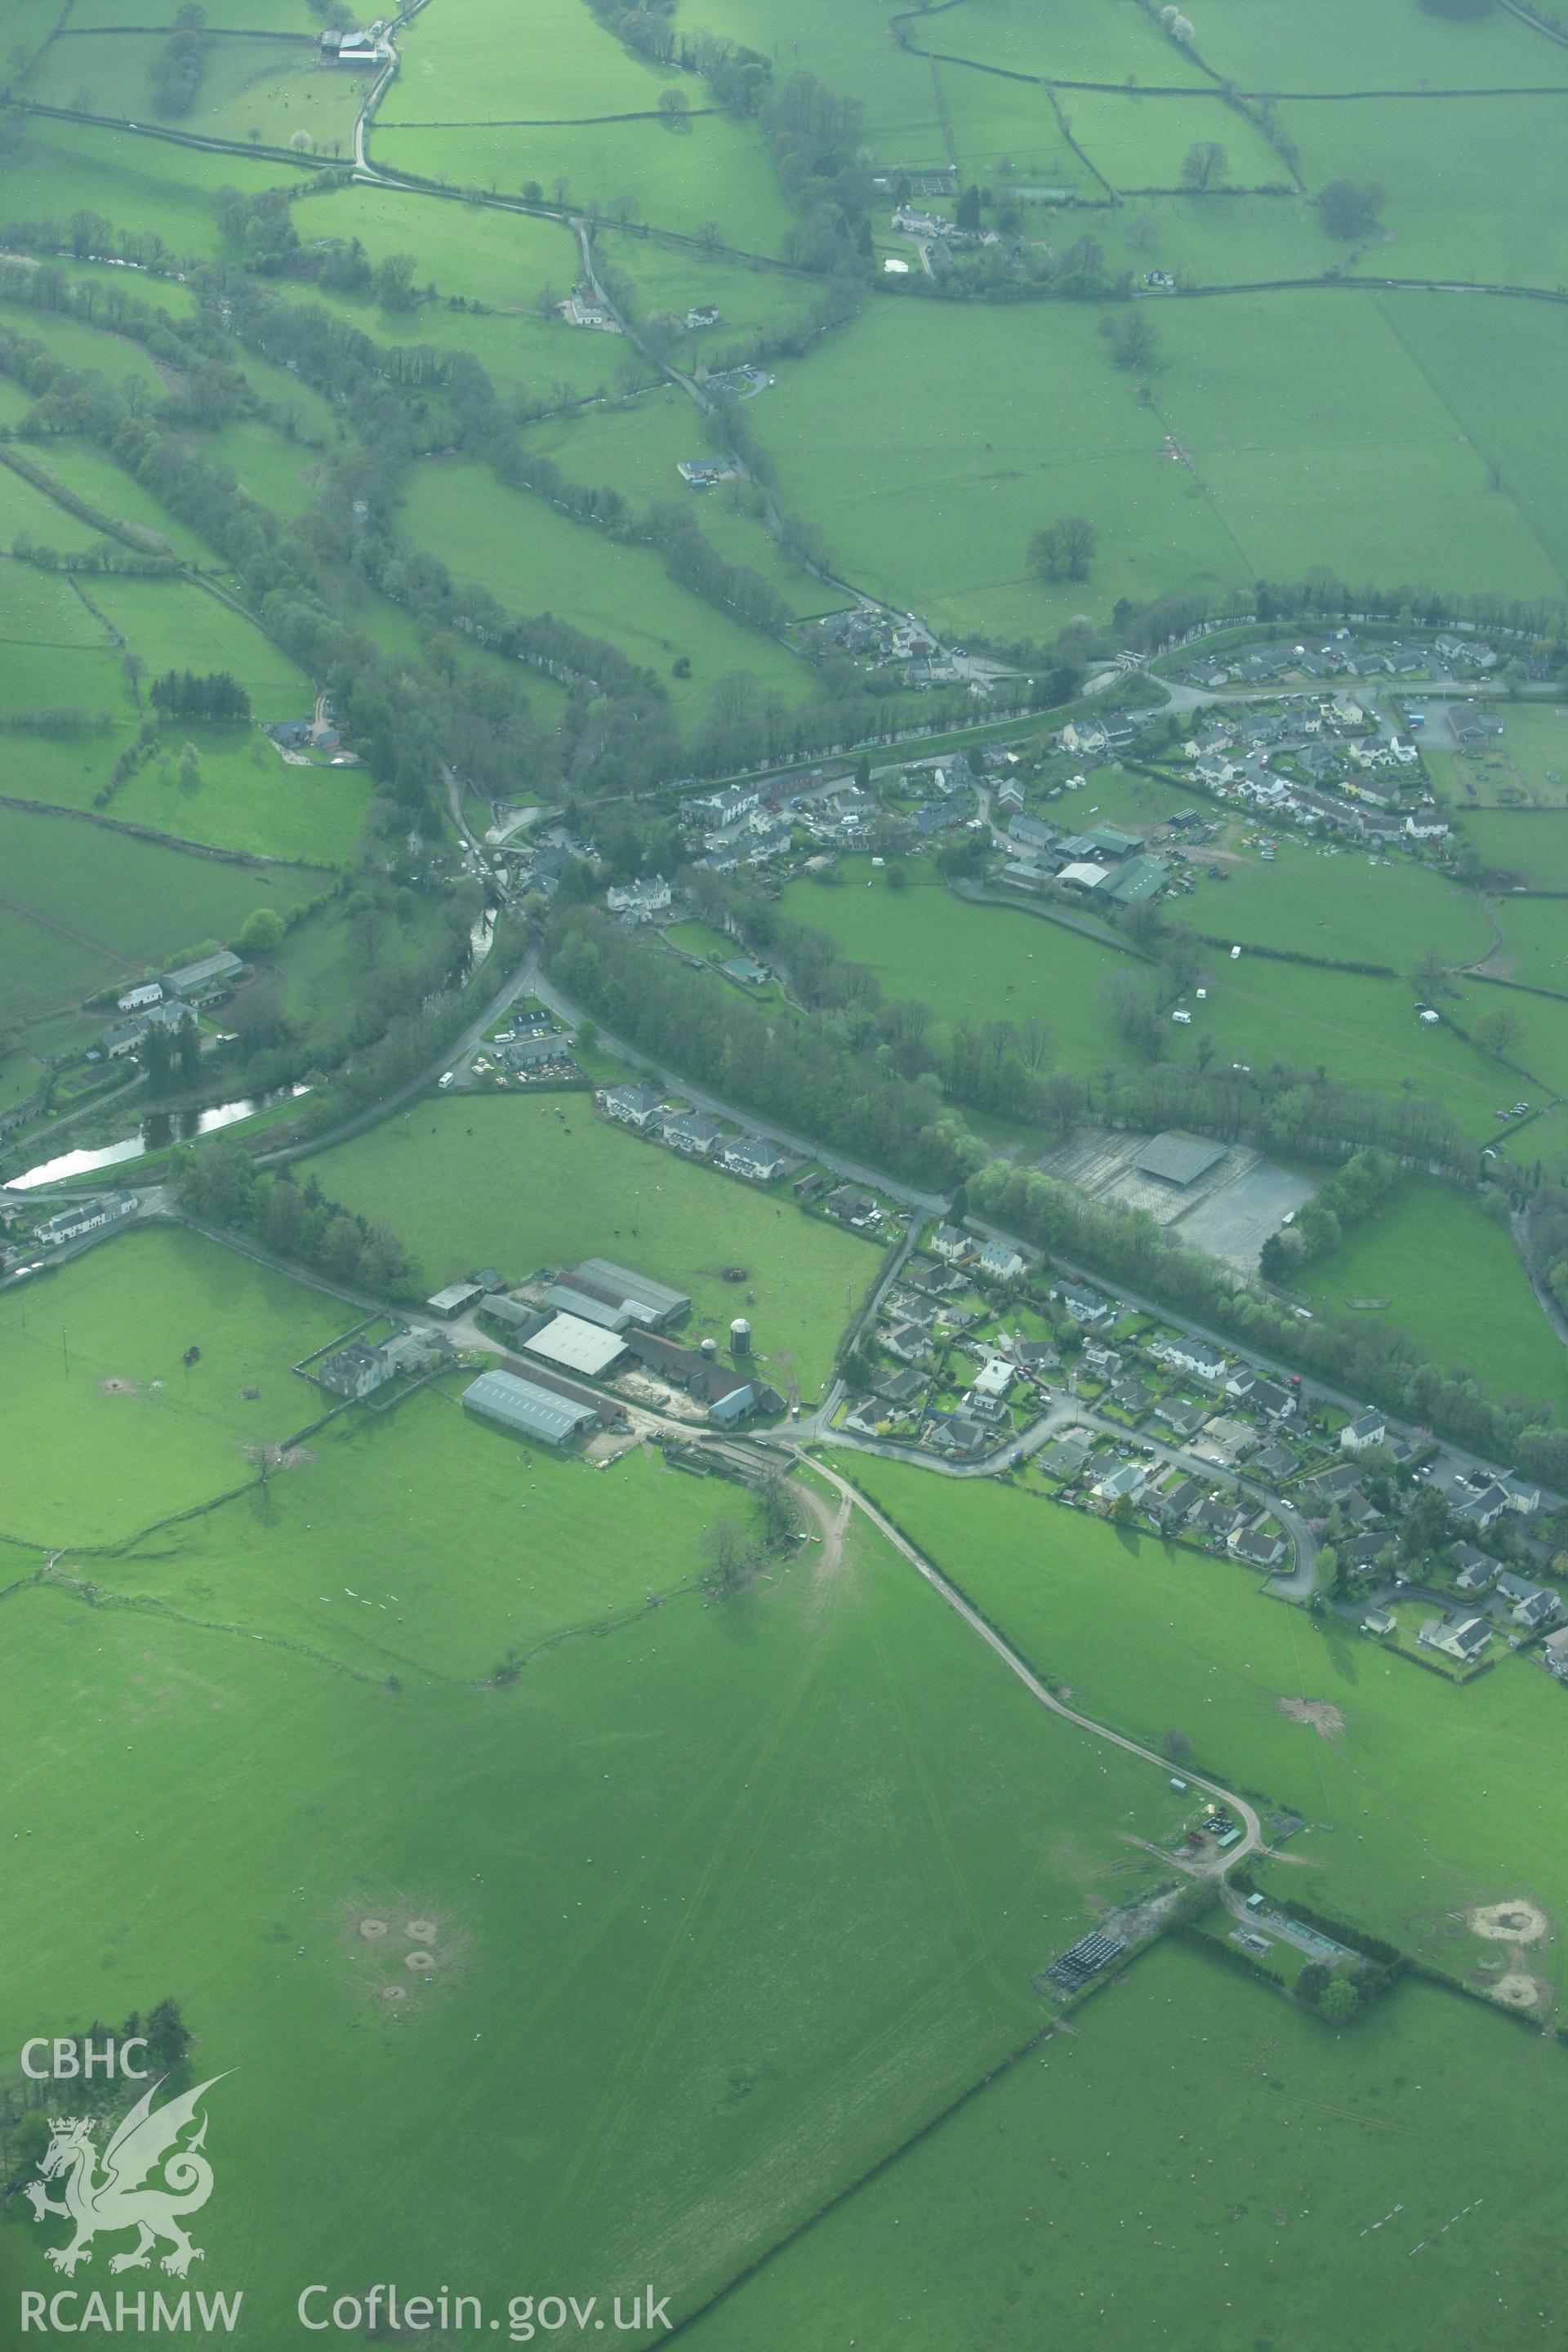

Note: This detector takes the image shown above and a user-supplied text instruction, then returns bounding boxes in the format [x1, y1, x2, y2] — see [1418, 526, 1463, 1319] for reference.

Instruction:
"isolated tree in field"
[1317, 1976, 1361, 2022]
[657, 86, 690, 127]
[1180, 140, 1227, 192]
[697, 217, 724, 251]
[1030, 515, 1097, 582]
[1161, 1727, 1193, 1764]
[236, 906, 285, 955]
[371, 252, 416, 309]
[703, 1514, 754, 1595]
[1316, 178, 1384, 239]
[1408, 944, 1455, 1000]
[1473, 1004, 1522, 1061]
[1110, 310, 1160, 370]
[956, 184, 983, 232]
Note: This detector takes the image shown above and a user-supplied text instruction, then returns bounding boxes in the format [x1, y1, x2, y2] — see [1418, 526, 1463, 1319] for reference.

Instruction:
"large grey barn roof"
[461, 1369, 595, 1446]
[573, 1258, 691, 1321]
[1134, 1132, 1227, 1187]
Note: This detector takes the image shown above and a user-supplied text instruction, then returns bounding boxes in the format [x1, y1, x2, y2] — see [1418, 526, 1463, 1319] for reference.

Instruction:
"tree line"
[149, 669, 252, 722]
[174, 1138, 418, 1298]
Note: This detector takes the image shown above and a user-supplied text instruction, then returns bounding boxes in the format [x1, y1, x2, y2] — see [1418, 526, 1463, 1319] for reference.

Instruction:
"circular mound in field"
[404, 1919, 438, 1944]
[359, 1917, 390, 1940]
[719, 1266, 748, 1283]
[381, 1985, 406, 2003]
[100, 1377, 137, 1396]
[1491, 1971, 1544, 2010]
[1279, 1698, 1345, 1738]
[404, 1949, 436, 1974]
[1469, 1900, 1548, 1944]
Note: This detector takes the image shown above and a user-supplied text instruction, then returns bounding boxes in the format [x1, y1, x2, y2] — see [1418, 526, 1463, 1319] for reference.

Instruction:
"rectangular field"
[0, 1223, 350, 1548]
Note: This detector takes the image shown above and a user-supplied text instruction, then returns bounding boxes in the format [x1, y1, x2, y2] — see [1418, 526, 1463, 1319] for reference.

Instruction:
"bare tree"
[1180, 140, 1227, 192]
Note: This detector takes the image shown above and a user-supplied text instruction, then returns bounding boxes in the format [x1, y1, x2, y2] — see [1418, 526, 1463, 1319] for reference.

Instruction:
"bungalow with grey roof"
[1496, 1573, 1557, 1628]
[662, 1111, 724, 1157]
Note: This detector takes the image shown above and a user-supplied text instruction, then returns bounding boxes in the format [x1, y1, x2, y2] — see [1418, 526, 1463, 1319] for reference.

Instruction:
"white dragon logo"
[24, 2074, 230, 2278]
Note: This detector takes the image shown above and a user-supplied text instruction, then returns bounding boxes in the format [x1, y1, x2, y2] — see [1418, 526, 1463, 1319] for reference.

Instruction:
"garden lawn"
[1299, 1178, 1568, 1422]
[2, 1477, 1192, 2330]
[684, 1941, 1568, 2352]
[396, 457, 814, 715]
[849, 1458, 1568, 1982]
[0, 1223, 349, 1548]
[309, 1094, 881, 1396]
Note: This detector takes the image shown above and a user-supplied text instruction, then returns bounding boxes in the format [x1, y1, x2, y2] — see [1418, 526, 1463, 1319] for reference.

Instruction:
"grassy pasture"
[0, 295, 169, 394]
[779, 862, 1512, 1125]
[270, 284, 628, 403]
[851, 1459, 1568, 1976]
[761, 299, 1250, 642]
[106, 1385, 764, 1680]
[191, 416, 328, 517]
[1092, 189, 1330, 285]
[1299, 1178, 1568, 1419]
[396, 457, 813, 713]
[604, 229, 826, 354]
[310, 1094, 880, 1396]
[1281, 96, 1568, 290]
[1453, 976, 1568, 1102]
[1460, 809, 1568, 889]
[1054, 90, 1284, 190]
[65, 0, 324, 24]
[687, 1941, 1568, 2352]
[1, 1478, 1193, 2329]
[380, 0, 666, 124]
[1169, 835, 1495, 971]
[0, 557, 118, 650]
[22, 31, 363, 155]
[0, 643, 128, 719]
[689, 0, 950, 152]
[0, 119, 296, 262]
[375, 117, 794, 256]
[1192, 0, 1568, 91]
[1150, 295, 1567, 604]
[113, 725, 368, 864]
[0, 1225, 349, 1548]
[19, 434, 214, 559]
[0, 458, 121, 553]
[85, 574, 310, 710]
[934, 64, 1098, 188]
[298, 177, 584, 310]
[918, 0, 1212, 89]
[1374, 299, 1568, 590]
[1485, 894, 1568, 991]
[0, 801, 319, 1012]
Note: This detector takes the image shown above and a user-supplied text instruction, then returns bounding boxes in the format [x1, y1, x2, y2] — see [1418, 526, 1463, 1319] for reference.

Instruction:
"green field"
[908, 0, 1212, 89]
[1460, 809, 1568, 889]
[309, 1094, 880, 1396]
[1186, 0, 1568, 90]
[84, 575, 310, 712]
[0, 801, 320, 1016]
[380, 0, 667, 124]
[21, 30, 364, 155]
[693, 0, 954, 150]
[0, 459, 114, 554]
[850, 1458, 1568, 1979]
[112, 725, 369, 865]
[375, 116, 794, 255]
[779, 862, 1513, 1126]
[604, 230, 825, 356]
[15, 434, 215, 560]
[687, 1940, 1568, 2352]
[1483, 894, 1568, 991]
[0, 118, 297, 262]
[3, 1419, 1196, 2330]
[1056, 90, 1283, 190]
[0, 1224, 350, 1548]
[396, 457, 814, 714]
[1170, 835, 1495, 972]
[1300, 1178, 1568, 1420]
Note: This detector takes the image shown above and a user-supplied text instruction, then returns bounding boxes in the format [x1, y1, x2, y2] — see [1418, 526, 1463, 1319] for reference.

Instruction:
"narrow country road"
[808, 1453, 1265, 1874]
